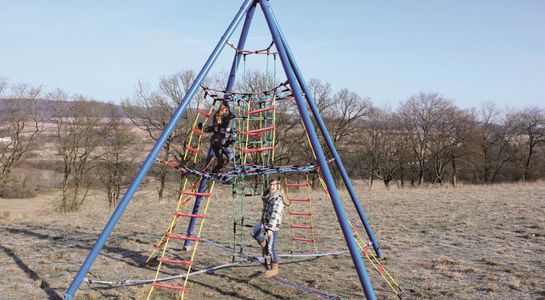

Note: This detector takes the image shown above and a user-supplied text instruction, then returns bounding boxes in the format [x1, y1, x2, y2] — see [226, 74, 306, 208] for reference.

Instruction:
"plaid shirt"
[261, 193, 285, 230]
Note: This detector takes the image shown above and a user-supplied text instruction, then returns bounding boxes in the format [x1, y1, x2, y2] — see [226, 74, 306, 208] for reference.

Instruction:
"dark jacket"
[205, 112, 236, 147]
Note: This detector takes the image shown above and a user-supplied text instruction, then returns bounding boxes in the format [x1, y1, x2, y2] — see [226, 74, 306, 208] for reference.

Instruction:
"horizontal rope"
[156, 159, 317, 180]
[85, 260, 253, 288]
[227, 41, 277, 55]
[199, 238, 345, 300]
[201, 81, 288, 97]
[86, 237, 347, 299]
[200, 82, 291, 106]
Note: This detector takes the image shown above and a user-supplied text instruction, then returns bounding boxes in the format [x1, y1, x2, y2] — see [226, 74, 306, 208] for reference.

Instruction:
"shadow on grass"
[2, 224, 343, 299]
[0, 244, 62, 300]
[2, 225, 152, 270]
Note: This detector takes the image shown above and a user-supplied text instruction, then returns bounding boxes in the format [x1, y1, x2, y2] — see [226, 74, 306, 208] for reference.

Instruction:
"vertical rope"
[266, 53, 270, 90]
[284, 176, 298, 252]
[243, 99, 252, 166]
[306, 174, 318, 253]
[273, 53, 277, 88]
[271, 95, 277, 162]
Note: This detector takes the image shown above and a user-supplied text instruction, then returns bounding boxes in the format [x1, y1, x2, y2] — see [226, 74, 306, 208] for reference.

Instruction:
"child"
[202, 103, 236, 173]
[251, 179, 289, 277]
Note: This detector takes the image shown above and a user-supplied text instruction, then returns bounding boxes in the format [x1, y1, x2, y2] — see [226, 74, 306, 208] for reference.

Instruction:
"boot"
[264, 263, 279, 277]
[259, 240, 269, 256]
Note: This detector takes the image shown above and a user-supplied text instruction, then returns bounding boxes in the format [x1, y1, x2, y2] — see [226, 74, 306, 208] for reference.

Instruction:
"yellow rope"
[183, 95, 209, 161]
[305, 174, 318, 253]
[300, 114, 400, 291]
[352, 226, 401, 291]
[146, 95, 213, 263]
[192, 104, 214, 164]
[146, 178, 202, 299]
[146, 179, 216, 300]
[242, 100, 252, 166]
[315, 176, 401, 296]
[181, 180, 216, 299]
[145, 177, 192, 263]
[259, 102, 264, 164]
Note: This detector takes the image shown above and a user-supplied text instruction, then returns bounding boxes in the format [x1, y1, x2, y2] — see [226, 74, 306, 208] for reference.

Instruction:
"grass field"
[1, 181, 544, 299]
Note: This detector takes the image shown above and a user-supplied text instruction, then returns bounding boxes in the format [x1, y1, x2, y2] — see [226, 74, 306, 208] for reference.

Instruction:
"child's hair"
[270, 178, 289, 206]
[214, 103, 231, 125]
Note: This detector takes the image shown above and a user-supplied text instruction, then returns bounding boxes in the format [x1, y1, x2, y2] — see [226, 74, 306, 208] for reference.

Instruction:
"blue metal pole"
[268, 8, 382, 258]
[259, 1, 376, 299]
[226, 3, 257, 91]
[63, 0, 255, 298]
[183, 3, 257, 250]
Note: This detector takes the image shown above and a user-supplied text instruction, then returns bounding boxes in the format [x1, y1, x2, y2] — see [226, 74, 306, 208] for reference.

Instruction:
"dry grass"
[1, 181, 544, 299]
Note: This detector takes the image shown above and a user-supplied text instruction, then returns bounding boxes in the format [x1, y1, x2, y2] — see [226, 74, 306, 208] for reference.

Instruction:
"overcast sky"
[1, 0, 544, 109]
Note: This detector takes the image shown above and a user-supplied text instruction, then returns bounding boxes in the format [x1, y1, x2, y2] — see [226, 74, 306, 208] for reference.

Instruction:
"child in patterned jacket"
[251, 179, 289, 277]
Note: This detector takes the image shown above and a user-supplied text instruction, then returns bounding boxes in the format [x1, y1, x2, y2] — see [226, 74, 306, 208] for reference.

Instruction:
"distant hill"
[0, 98, 126, 118]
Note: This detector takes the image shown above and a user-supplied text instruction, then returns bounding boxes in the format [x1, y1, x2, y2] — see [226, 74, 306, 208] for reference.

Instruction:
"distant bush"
[0, 172, 38, 199]
[0, 185, 36, 198]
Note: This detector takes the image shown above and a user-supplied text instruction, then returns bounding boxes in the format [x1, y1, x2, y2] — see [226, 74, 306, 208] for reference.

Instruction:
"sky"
[1, 0, 544, 109]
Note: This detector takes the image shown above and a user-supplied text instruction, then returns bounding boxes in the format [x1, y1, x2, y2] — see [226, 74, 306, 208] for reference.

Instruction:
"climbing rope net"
[86, 42, 402, 300]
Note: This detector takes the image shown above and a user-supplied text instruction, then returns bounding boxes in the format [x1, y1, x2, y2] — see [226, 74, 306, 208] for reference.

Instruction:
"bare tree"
[99, 108, 138, 208]
[0, 83, 45, 188]
[508, 107, 545, 181]
[235, 70, 277, 93]
[398, 92, 456, 185]
[308, 78, 334, 117]
[0, 77, 7, 95]
[123, 70, 196, 201]
[269, 78, 332, 166]
[330, 89, 373, 145]
[326, 89, 374, 183]
[360, 109, 400, 188]
[53, 93, 104, 212]
[427, 105, 475, 185]
[467, 103, 517, 183]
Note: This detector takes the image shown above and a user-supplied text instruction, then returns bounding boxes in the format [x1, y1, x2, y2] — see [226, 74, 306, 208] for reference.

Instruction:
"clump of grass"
[481, 257, 500, 266]
[432, 256, 461, 267]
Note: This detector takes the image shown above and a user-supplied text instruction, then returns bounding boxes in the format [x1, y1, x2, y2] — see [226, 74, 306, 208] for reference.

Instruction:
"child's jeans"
[212, 145, 234, 172]
[251, 223, 279, 263]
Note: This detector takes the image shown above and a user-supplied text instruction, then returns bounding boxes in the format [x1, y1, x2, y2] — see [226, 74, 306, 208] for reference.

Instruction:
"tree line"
[1, 73, 544, 211]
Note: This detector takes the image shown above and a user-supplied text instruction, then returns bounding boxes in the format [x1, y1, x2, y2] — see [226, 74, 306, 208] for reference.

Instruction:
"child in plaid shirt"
[251, 179, 289, 277]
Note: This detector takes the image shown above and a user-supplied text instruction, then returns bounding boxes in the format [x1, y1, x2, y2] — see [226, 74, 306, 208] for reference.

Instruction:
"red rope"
[191, 127, 204, 135]
[240, 126, 275, 135]
[248, 106, 276, 115]
[243, 146, 274, 154]
[198, 108, 210, 117]
[292, 237, 315, 243]
[185, 145, 200, 154]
